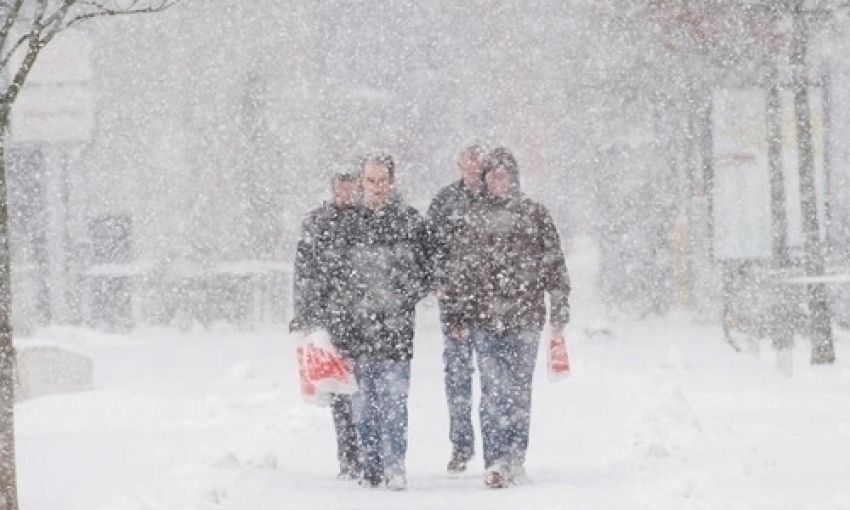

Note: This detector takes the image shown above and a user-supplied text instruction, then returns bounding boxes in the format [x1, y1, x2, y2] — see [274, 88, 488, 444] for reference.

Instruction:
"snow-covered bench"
[15, 346, 94, 402]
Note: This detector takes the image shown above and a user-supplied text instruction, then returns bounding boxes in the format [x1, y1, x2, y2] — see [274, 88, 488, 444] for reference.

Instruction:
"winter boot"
[484, 465, 507, 489]
[506, 463, 530, 486]
[446, 451, 474, 474]
[358, 472, 382, 488]
[385, 473, 408, 491]
[337, 461, 361, 481]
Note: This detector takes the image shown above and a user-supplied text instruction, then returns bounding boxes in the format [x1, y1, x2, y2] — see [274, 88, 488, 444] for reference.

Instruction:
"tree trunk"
[765, 53, 795, 373]
[791, 2, 835, 365]
[0, 123, 18, 510]
[766, 61, 789, 269]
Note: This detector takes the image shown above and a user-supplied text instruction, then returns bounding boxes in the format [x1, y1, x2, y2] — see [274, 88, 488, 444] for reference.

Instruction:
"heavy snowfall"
[16, 240, 850, 509]
[3, 1, 850, 509]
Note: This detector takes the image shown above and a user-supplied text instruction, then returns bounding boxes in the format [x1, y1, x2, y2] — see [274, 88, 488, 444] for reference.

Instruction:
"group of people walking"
[289, 145, 571, 490]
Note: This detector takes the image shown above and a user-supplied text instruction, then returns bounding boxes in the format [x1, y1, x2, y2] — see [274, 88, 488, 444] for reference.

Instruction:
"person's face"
[332, 179, 357, 207]
[485, 166, 512, 198]
[459, 154, 483, 191]
[361, 163, 393, 208]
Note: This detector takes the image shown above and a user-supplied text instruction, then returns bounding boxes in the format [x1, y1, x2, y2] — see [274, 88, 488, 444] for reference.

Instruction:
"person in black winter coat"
[340, 152, 431, 491]
[443, 147, 571, 489]
[289, 172, 362, 480]
[425, 143, 486, 473]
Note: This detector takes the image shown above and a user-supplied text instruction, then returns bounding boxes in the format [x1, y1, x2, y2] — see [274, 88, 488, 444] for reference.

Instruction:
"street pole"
[765, 49, 795, 374]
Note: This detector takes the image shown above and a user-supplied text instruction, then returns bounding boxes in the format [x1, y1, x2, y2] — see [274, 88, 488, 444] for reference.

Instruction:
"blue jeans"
[352, 359, 411, 480]
[470, 328, 541, 470]
[441, 308, 476, 457]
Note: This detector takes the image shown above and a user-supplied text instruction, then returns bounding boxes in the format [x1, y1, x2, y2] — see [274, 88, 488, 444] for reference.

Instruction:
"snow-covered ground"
[16, 239, 850, 510]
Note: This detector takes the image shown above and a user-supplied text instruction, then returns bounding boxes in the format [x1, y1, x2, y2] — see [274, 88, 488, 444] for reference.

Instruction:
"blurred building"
[8, 1, 323, 333]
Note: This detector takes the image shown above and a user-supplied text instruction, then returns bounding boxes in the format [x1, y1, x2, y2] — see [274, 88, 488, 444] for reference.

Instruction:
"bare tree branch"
[0, 0, 26, 58]
[38, 0, 78, 48]
[2, 0, 180, 94]
[39, 0, 81, 34]
[0, 33, 32, 77]
[0, 32, 42, 119]
[33, 0, 50, 28]
[1, 0, 50, 114]
[65, 0, 180, 29]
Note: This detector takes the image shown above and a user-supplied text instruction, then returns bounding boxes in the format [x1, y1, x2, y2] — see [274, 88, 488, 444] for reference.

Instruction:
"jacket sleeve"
[289, 211, 326, 332]
[401, 209, 434, 310]
[425, 190, 452, 289]
[441, 209, 478, 328]
[537, 204, 571, 326]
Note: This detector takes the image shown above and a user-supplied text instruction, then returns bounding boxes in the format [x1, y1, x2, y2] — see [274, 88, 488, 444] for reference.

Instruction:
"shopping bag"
[296, 342, 331, 406]
[297, 329, 357, 398]
[547, 331, 571, 381]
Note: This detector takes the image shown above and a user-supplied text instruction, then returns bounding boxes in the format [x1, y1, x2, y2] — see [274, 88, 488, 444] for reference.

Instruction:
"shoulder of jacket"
[309, 203, 331, 219]
[445, 180, 465, 194]
[300, 205, 324, 227]
[400, 203, 425, 221]
[432, 181, 465, 202]
[517, 196, 545, 212]
[525, 199, 556, 227]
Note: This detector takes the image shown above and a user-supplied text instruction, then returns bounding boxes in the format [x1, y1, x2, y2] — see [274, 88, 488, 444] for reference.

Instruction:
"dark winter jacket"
[289, 203, 360, 333]
[426, 180, 482, 291]
[337, 199, 431, 362]
[443, 195, 571, 333]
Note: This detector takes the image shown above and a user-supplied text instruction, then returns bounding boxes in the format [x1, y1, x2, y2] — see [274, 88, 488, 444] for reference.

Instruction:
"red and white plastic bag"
[296, 329, 357, 406]
[547, 331, 571, 381]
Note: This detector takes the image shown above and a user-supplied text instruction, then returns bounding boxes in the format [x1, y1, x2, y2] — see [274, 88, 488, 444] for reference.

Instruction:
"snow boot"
[484, 468, 506, 489]
[385, 473, 407, 491]
[358, 472, 382, 488]
[446, 451, 474, 474]
[506, 463, 530, 486]
[337, 461, 361, 481]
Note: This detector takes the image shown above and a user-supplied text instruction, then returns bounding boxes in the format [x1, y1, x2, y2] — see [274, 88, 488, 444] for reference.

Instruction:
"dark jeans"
[330, 393, 359, 471]
[440, 307, 475, 457]
[470, 328, 541, 470]
[352, 359, 411, 480]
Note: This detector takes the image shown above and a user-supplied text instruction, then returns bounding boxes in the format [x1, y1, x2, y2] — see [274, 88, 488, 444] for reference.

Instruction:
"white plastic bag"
[295, 329, 357, 405]
[296, 341, 330, 406]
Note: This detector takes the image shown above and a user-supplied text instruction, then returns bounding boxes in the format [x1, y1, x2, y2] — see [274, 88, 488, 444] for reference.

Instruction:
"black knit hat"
[482, 147, 520, 197]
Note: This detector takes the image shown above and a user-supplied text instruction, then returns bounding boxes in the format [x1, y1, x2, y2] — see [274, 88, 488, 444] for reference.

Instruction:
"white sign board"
[712, 88, 773, 260]
[711, 88, 826, 261]
[9, 30, 94, 143]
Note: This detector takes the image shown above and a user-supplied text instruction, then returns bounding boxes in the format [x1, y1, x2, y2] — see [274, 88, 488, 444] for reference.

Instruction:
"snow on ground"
[16, 239, 850, 510]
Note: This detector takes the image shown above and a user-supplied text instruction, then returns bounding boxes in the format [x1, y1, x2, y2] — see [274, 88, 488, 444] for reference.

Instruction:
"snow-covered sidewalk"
[15, 305, 850, 510]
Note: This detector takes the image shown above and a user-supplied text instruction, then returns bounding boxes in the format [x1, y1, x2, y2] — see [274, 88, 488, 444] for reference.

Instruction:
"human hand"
[551, 322, 565, 338]
[450, 325, 467, 342]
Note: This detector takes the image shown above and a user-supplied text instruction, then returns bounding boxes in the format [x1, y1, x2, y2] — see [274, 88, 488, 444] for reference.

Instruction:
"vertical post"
[820, 71, 833, 259]
[766, 51, 794, 372]
[766, 61, 789, 269]
[790, 1, 834, 364]
[702, 94, 714, 262]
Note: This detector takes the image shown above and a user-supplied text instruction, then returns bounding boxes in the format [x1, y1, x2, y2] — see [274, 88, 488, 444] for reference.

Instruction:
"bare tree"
[647, 0, 843, 364]
[0, 2, 179, 508]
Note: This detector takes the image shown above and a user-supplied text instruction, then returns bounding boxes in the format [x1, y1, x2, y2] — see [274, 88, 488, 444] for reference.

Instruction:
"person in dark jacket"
[426, 143, 486, 473]
[337, 152, 430, 491]
[444, 147, 571, 489]
[290, 172, 361, 480]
